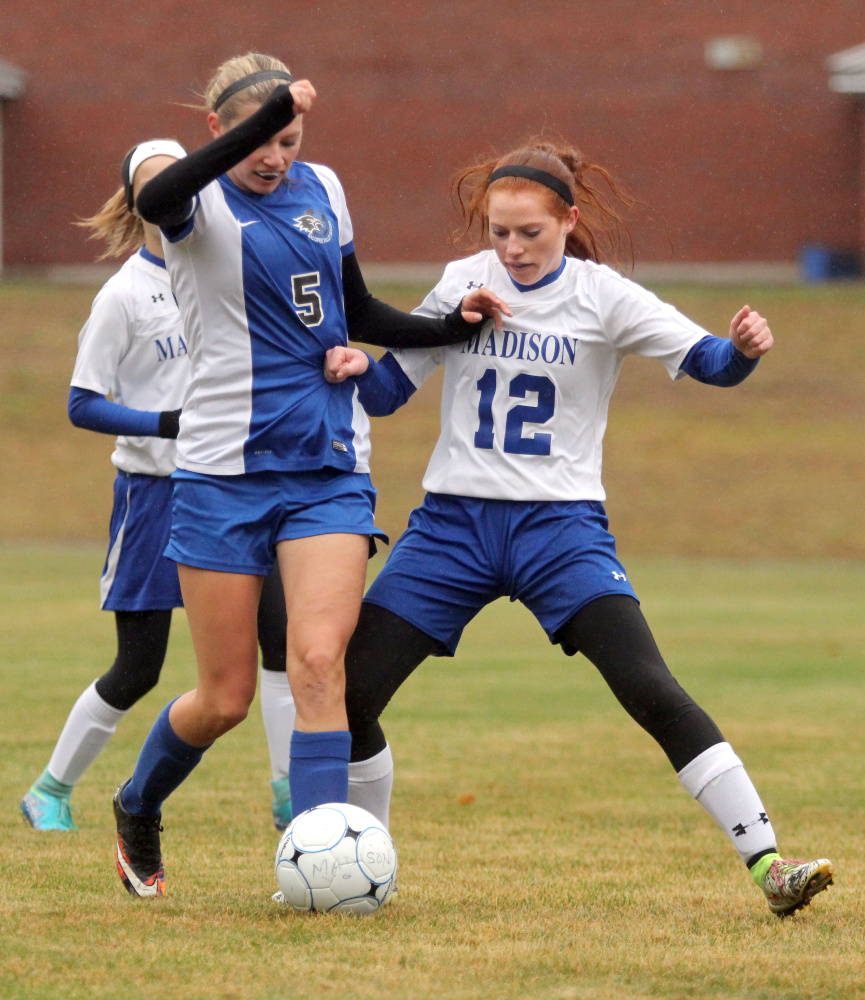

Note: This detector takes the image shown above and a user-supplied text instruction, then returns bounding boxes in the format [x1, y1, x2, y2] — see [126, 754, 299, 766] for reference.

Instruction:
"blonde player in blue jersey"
[110, 54, 507, 897]
[327, 140, 834, 918]
[20, 142, 297, 833]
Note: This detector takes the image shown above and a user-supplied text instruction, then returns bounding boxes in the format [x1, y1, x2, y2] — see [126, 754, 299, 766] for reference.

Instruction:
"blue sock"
[290, 730, 351, 816]
[121, 702, 211, 816]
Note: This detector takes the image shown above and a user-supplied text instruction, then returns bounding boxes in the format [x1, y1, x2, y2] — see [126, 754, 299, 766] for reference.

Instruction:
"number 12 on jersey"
[473, 369, 555, 456]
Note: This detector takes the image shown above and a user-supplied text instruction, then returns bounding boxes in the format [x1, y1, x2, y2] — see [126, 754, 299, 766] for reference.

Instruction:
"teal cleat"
[20, 787, 77, 831]
[270, 777, 293, 831]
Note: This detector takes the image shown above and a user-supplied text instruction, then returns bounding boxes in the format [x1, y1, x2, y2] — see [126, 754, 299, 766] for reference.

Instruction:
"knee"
[127, 673, 160, 705]
[96, 661, 163, 712]
[289, 643, 345, 693]
[200, 690, 253, 736]
[620, 677, 693, 731]
[345, 686, 380, 734]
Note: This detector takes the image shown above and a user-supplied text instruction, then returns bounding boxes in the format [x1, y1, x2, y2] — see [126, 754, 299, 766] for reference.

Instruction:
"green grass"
[1, 280, 864, 996]
[1, 550, 863, 1000]
[2, 279, 865, 555]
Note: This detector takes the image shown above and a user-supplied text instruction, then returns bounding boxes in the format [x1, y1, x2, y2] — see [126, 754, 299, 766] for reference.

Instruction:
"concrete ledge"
[364, 260, 804, 286]
[0, 260, 814, 287]
[630, 261, 801, 285]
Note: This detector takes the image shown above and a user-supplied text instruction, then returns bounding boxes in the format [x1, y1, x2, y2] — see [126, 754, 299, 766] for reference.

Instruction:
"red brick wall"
[1, 0, 862, 266]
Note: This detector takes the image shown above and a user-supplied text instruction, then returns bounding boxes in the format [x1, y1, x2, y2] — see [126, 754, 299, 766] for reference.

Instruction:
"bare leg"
[277, 534, 368, 732]
[277, 533, 368, 812]
[169, 566, 264, 746]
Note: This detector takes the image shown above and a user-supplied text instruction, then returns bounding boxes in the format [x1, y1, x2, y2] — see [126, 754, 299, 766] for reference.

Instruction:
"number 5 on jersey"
[291, 272, 324, 327]
[474, 368, 555, 456]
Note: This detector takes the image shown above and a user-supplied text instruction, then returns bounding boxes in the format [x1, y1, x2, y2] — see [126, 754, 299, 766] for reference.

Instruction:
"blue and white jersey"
[162, 161, 370, 476]
[384, 251, 710, 502]
[71, 248, 188, 477]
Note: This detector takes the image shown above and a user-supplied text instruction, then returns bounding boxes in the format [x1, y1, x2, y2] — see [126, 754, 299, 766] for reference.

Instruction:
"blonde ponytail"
[75, 187, 144, 261]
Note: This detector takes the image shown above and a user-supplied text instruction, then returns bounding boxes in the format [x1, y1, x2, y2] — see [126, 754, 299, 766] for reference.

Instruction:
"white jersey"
[71, 249, 189, 477]
[388, 251, 710, 502]
[163, 162, 371, 477]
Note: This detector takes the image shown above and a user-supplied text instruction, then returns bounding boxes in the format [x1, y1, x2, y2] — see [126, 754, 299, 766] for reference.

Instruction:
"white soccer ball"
[275, 802, 397, 915]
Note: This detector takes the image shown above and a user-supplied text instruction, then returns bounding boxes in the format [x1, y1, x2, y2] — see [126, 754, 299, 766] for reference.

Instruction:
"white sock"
[348, 744, 394, 829]
[678, 742, 777, 865]
[260, 668, 295, 781]
[47, 681, 127, 786]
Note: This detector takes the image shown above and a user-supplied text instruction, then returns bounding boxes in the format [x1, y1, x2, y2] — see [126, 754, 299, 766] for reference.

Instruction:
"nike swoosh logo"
[239, 220, 259, 227]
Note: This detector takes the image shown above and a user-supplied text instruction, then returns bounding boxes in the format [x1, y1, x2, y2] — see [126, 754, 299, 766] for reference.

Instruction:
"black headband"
[213, 69, 295, 112]
[488, 165, 575, 207]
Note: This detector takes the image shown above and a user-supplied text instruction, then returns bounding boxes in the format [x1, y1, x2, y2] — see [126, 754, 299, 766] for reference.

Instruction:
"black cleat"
[113, 780, 165, 898]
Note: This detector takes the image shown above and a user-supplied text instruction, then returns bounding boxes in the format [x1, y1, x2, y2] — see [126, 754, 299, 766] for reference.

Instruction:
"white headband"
[128, 139, 187, 184]
[122, 139, 187, 209]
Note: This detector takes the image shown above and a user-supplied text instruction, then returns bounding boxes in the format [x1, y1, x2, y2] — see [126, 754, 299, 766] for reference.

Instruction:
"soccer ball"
[275, 803, 397, 915]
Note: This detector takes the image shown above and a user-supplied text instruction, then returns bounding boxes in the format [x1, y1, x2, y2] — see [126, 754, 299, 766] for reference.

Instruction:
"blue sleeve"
[68, 386, 161, 437]
[352, 353, 417, 417]
[680, 335, 760, 387]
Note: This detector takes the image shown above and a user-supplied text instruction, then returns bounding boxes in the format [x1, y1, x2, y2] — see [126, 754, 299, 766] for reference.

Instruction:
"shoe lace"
[126, 814, 164, 871]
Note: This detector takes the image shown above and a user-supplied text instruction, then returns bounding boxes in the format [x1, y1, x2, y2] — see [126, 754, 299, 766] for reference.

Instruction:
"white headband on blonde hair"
[122, 140, 187, 211]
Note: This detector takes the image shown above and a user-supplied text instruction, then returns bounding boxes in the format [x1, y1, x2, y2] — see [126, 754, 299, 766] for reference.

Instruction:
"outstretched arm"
[342, 252, 512, 349]
[135, 81, 315, 229]
[681, 306, 773, 387]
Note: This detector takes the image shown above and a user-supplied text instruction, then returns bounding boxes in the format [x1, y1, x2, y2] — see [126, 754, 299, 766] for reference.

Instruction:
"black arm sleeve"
[342, 252, 485, 349]
[135, 84, 298, 229]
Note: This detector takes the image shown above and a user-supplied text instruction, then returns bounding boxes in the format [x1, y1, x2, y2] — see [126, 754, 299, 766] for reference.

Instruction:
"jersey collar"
[506, 256, 566, 293]
[139, 245, 167, 269]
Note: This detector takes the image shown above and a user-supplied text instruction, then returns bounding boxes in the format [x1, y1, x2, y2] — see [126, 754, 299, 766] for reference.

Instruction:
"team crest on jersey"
[294, 208, 333, 243]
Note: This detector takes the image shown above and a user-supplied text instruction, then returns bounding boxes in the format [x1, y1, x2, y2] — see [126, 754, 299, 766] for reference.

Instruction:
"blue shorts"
[363, 494, 637, 655]
[165, 468, 388, 575]
[101, 471, 183, 611]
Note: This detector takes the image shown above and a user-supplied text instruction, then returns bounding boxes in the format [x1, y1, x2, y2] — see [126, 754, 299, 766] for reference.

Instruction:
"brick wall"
[1, 0, 862, 267]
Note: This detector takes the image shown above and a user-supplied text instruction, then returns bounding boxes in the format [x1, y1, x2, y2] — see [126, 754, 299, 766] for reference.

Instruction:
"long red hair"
[451, 140, 636, 270]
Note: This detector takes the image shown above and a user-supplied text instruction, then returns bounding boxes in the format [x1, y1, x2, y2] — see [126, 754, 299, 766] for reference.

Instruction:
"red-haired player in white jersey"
[329, 140, 833, 919]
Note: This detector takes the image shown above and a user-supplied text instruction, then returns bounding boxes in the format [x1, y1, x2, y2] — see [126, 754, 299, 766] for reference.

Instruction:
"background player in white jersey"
[20, 143, 297, 833]
[111, 54, 508, 897]
[327, 140, 833, 918]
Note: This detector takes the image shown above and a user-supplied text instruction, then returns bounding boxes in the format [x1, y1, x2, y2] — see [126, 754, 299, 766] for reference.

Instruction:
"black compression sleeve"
[341, 252, 485, 349]
[95, 611, 172, 711]
[345, 603, 442, 762]
[556, 595, 724, 771]
[135, 84, 298, 228]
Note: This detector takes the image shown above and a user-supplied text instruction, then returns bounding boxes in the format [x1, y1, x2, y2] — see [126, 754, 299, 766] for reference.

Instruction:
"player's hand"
[460, 288, 513, 332]
[324, 346, 369, 383]
[730, 305, 773, 359]
[289, 80, 316, 116]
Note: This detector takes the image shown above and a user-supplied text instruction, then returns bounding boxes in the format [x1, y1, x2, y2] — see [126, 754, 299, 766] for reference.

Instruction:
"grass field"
[1, 278, 864, 998]
[1, 550, 864, 1000]
[2, 279, 865, 556]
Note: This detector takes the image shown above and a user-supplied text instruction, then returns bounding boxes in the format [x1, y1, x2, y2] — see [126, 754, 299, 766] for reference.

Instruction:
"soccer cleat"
[113, 781, 165, 898]
[758, 857, 834, 917]
[270, 777, 293, 831]
[20, 787, 77, 831]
